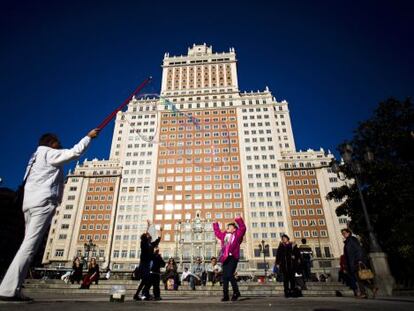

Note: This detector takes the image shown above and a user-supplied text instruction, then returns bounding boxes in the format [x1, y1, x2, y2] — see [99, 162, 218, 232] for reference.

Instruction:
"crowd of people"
[55, 226, 378, 302]
[0, 130, 380, 302]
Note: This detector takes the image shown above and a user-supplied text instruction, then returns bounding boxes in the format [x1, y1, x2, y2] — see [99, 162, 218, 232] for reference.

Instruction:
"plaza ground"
[1, 293, 413, 311]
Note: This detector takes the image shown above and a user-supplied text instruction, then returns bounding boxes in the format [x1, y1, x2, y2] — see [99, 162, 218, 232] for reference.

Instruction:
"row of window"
[87, 186, 114, 192]
[252, 232, 283, 239]
[289, 198, 322, 205]
[156, 192, 242, 201]
[292, 219, 326, 227]
[248, 191, 280, 198]
[250, 201, 282, 208]
[128, 114, 156, 120]
[82, 214, 111, 221]
[155, 201, 242, 210]
[122, 177, 151, 184]
[251, 222, 285, 228]
[247, 173, 278, 179]
[293, 230, 328, 238]
[124, 160, 152, 166]
[154, 211, 240, 221]
[158, 148, 237, 158]
[245, 145, 275, 152]
[123, 169, 151, 175]
[80, 223, 110, 230]
[158, 166, 240, 175]
[85, 195, 114, 201]
[248, 182, 279, 188]
[291, 208, 324, 216]
[285, 170, 315, 176]
[121, 186, 150, 193]
[251, 211, 283, 218]
[288, 189, 320, 196]
[119, 195, 149, 202]
[246, 154, 277, 162]
[286, 179, 318, 186]
[79, 234, 107, 241]
[247, 162, 277, 169]
[157, 183, 241, 192]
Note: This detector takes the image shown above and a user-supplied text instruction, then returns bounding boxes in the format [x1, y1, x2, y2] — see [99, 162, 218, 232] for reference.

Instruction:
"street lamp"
[258, 240, 269, 280]
[331, 144, 381, 252]
[331, 143, 395, 295]
[83, 239, 96, 266]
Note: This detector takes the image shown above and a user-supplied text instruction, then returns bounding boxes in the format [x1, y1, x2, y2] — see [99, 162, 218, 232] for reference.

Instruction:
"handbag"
[357, 262, 374, 280]
[14, 153, 37, 208]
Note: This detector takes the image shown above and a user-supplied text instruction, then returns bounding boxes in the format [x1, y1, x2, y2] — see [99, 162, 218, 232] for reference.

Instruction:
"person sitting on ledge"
[80, 258, 100, 289]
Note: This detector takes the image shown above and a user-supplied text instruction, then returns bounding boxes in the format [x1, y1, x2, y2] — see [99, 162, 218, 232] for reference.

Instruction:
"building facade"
[42, 159, 122, 268]
[279, 149, 348, 274]
[43, 44, 347, 274]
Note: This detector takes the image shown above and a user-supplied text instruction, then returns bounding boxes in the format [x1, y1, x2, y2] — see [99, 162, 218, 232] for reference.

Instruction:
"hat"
[281, 234, 290, 240]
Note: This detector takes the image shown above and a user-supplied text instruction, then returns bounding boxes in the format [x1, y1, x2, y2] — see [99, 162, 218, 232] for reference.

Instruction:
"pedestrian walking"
[341, 229, 378, 298]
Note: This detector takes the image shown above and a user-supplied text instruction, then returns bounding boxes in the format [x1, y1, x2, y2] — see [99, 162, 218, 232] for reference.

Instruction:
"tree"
[327, 98, 414, 283]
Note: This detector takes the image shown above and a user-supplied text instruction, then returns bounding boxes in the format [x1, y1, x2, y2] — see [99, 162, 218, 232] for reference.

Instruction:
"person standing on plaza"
[341, 228, 378, 298]
[298, 238, 313, 282]
[213, 216, 246, 302]
[0, 129, 100, 302]
[275, 234, 302, 298]
[149, 247, 165, 300]
[133, 221, 162, 301]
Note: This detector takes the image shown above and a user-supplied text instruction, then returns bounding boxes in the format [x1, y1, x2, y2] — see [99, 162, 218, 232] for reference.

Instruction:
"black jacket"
[275, 242, 302, 274]
[343, 236, 364, 274]
[151, 254, 166, 274]
[71, 263, 83, 280]
[140, 236, 161, 264]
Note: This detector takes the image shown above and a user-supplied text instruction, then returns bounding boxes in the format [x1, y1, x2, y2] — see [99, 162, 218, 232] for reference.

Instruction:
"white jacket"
[22, 136, 91, 210]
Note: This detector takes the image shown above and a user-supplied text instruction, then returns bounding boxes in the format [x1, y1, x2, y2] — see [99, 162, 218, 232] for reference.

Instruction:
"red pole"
[97, 76, 152, 130]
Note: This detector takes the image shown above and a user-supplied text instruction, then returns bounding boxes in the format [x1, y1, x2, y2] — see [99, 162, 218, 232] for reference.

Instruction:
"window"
[55, 249, 64, 257]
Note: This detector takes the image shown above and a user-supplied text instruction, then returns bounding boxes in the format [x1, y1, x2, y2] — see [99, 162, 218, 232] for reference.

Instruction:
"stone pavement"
[0, 292, 413, 311]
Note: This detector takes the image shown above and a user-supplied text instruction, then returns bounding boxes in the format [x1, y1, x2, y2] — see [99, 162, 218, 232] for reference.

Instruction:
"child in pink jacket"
[213, 216, 246, 301]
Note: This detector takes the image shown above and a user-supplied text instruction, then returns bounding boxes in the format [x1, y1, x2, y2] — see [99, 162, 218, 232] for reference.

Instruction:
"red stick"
[97, 76, 152, 130]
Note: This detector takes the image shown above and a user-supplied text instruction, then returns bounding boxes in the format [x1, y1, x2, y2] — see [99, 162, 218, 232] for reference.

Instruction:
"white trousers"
[0, 204, 55, 297]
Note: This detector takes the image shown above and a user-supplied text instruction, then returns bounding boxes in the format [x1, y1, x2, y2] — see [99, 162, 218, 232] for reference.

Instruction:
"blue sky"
[1, 0, 413, 189]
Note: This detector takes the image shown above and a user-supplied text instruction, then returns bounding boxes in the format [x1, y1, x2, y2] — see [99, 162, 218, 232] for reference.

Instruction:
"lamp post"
[331, 143, 394, 295]
[83, 239, 96, 267]
[258, 240, 269, 281]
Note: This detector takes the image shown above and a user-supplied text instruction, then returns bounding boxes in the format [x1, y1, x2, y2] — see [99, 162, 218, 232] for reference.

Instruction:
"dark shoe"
[153, 297, 162, 301]
[231, 292, 241, 301]
[221, 296, 229, 302]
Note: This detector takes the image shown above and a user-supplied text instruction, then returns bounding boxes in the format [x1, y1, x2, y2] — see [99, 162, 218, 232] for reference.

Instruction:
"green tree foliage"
[327, 98, 414, 282]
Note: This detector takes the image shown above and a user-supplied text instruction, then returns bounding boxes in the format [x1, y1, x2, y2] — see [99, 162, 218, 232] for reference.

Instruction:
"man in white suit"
[0, 129, 100, 302]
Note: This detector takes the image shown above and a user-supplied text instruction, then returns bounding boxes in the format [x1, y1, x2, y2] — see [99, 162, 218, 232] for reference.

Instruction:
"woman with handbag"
[341, 229, 378, 298]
